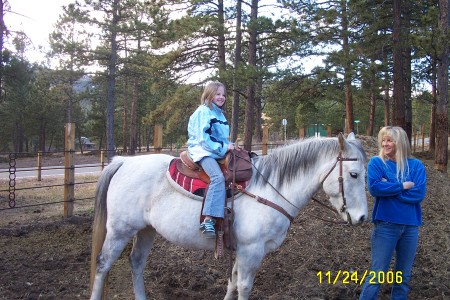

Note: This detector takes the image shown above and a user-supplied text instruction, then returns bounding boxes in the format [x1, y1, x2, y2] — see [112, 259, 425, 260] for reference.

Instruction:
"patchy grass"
[0, 174, 98, 226]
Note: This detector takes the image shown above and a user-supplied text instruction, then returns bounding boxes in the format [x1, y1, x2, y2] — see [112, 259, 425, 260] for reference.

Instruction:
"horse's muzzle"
[350, 214, 367, 225]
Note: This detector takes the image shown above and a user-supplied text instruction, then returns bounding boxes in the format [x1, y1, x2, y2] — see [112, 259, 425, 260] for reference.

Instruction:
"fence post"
[154, 124, 163, 154]
[37, 151, 42, 181]
[100, 150, 106, 171]
[299, 127, 305, 139]
[262, 126, 269, 155]
[64, 123, 75, 217]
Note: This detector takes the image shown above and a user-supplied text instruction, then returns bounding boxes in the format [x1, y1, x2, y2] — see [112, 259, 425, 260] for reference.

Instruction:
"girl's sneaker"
[199, 219, 216, 239]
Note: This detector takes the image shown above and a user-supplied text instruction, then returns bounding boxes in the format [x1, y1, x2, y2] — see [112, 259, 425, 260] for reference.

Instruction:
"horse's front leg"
[224, 261, 238, 300]
[130, 227, 156, 300]
[234, 245, 266, 300]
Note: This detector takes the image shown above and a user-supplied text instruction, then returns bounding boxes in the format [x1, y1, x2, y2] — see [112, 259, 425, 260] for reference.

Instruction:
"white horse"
[90, 133, 368, 300]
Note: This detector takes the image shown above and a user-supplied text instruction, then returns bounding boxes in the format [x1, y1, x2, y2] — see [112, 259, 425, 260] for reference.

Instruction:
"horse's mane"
[253, 137, 366, 187]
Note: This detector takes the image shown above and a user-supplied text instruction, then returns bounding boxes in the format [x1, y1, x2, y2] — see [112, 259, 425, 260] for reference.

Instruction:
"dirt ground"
[0, 138, 449, 300]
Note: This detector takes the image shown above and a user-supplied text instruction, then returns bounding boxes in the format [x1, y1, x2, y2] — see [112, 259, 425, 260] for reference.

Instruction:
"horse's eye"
[350, 172, 358, 178]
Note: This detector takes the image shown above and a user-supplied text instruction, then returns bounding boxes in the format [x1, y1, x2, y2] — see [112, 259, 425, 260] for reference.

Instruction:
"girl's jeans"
[359, 221, 419, 300]
[199, 156, 226, 218]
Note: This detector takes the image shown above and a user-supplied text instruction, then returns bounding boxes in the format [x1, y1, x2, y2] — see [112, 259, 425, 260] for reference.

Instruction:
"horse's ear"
[347, 132, 356, 140]
[338, 132, 346, 151]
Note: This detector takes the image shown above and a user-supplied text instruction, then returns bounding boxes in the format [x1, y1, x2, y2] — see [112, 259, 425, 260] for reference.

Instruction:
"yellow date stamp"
[316, 270, 403, 285]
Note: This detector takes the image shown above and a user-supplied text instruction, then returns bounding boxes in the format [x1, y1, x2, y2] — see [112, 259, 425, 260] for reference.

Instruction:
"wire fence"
[0, 142, 285, 214]
[0, 150, 109, 212]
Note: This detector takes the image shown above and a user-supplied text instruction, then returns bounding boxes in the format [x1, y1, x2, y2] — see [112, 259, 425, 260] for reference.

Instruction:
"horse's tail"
[90, 157, 125, 291]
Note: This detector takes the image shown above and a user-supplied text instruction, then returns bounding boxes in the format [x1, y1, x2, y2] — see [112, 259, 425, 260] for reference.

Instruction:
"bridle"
[318, 150, 358, 217]
[235, 147, 359, 225]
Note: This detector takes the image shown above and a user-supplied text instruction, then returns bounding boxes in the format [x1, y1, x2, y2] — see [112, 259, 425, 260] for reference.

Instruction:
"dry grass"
[0, 174, 98, 226]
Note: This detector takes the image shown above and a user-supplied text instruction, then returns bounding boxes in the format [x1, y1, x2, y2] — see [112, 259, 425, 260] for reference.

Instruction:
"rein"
[234, 148, 358, 225]
[234, 184, 295, 223]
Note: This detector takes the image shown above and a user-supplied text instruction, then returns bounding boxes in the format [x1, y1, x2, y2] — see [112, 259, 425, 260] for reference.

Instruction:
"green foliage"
[143, 84, 202, 145]
[0, 0, 445, 152]
[412, 91, 433, 132]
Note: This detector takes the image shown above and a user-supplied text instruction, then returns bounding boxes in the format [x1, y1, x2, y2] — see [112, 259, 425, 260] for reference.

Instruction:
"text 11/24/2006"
[316, 270, 403, 285]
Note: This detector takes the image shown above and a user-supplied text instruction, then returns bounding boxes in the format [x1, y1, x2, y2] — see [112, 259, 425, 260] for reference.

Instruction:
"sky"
[3, 0, 323, 75]
[4, 0, 73, 63]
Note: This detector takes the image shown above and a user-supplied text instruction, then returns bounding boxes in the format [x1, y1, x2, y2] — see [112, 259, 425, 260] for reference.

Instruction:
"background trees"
[1, 0, 448, 172]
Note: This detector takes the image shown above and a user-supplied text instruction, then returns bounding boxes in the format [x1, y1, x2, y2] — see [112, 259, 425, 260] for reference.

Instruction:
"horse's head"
[321, 133, 368, 225]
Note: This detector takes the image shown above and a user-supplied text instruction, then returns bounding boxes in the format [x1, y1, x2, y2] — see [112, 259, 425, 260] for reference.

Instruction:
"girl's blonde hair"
[201, 81, 226, 109]
[377, 126, 411, 181]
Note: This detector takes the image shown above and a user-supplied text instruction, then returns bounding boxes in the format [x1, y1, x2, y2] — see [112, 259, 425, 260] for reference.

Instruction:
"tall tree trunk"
[383, 50, 390, 126]
[0, 0, 5, 95]
[48, 132, 54, 153]
[403, 0, 412, 141]
[342, 0, 354, 134]
[243, 0, 258, 151]
[15, 121, 24, 152]
[39, 119, 46, 153]
[122, 73, 128, 154]
[367, 90, 376, 136]
[429, 59, 437, 152]
[130, 79, 138, 155]
[106, 0, 119, 161]
[366, 59, 376, 136]
[122, 40, 129, 154]
[435, 0, 448, 173]
[255, 78, 263, 142]
[392, 0, 405, 128]
[217, 0, 226, 73]
[231, 0, 242, 142]
[130, 35, 143, 155]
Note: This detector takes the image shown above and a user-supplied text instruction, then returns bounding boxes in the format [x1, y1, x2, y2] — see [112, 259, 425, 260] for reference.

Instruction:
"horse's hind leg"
[91, 231, 134, 300]
[130, 226, 156, 300]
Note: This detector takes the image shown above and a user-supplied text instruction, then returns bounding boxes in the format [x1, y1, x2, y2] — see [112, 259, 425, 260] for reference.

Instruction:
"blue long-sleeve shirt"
[368, 156, 426, 226]
[187, 103, 230, 162]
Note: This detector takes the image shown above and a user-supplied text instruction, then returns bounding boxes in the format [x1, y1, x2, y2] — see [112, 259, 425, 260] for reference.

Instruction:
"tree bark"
[383, 50, 390, 126]
[392, 0, 405, 128]
[434, 0, 449, 173]
[231, 0, 242, 142]
[243, 0, 258, 151]
[255, 78, 263, 142]
[403, 0, 412, 141]
[429, 60, 437, 152]
[342, 0, 354, 134]
[0, 0, 5, 95]
[122, 72, 128, 154]
[367, 89, 376, 136]
[217, 0, 226, 72]
[106, 0, 119, 161]
[130, 79, 138, 155]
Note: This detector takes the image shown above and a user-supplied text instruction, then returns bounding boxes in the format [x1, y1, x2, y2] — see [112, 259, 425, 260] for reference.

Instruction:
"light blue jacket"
[187, 103, 230, 162]
[367, 156, 427, 226]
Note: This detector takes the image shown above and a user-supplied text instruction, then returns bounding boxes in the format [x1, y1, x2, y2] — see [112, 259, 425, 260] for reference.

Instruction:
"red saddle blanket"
[168, 158, 248, 197]
[168, 158, 208, 196]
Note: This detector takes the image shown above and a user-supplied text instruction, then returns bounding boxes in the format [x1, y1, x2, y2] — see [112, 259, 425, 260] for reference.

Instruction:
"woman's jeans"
[199, 156, 226, 218]
[359, 221, 419, 300]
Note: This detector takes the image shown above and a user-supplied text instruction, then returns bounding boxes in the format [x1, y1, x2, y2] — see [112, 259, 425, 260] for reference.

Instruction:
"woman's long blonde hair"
[201, 81, 226, 109]
[377, 126, 411, 181]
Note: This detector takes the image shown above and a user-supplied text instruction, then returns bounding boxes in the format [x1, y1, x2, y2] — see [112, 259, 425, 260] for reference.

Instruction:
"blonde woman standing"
[360, 126, 427, 299]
